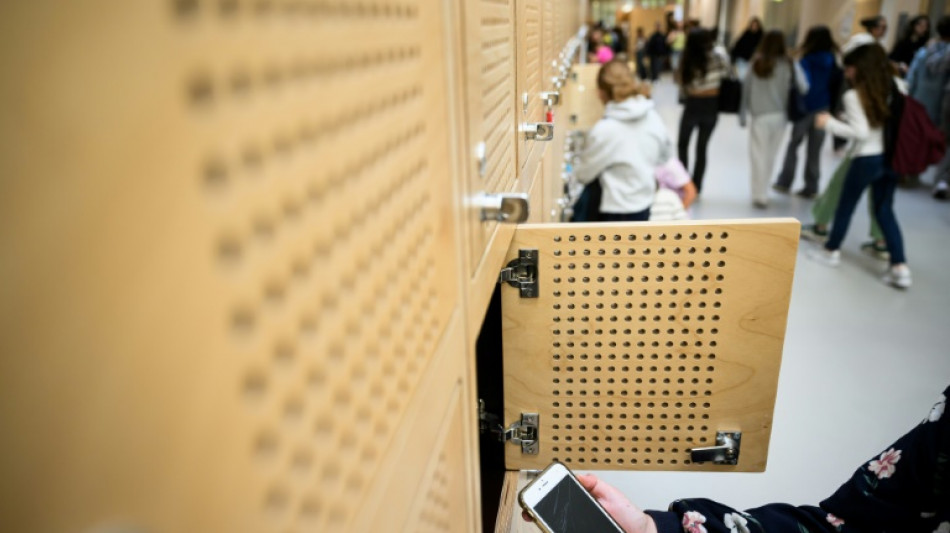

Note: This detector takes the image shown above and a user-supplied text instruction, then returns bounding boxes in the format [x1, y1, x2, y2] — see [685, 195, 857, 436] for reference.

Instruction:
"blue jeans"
[825, 155, 906, 265]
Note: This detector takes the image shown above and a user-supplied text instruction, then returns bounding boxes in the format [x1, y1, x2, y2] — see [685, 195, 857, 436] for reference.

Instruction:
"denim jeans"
[825, 155, 906, 265]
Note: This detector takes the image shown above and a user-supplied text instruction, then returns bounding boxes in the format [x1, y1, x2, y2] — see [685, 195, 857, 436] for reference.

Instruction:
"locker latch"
[521, 122, 554, 141]
[479, 402, 540, 455]
[689, 431, 742, 465]
[499, 249, 539, 298]
[540, 91, 560, 107]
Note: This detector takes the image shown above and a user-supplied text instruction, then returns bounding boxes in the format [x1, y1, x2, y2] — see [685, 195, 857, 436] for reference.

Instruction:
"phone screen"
[532, 474, 622, 532]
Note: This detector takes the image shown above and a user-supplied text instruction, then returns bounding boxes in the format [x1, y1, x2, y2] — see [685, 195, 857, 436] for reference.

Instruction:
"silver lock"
[689, 431, 742, 465]
[521, 122, 554, 141]
[541, 91, 560, 107]
[472, 192, 530, 223]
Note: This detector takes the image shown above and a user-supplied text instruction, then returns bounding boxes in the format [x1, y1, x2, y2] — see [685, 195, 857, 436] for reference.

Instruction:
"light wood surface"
[563, 63, 606, 132]
[0, 1, 476, 531]
[497, 471, 540, 533]
[460, 0, 520, 332]
[502, 220, 800, 472]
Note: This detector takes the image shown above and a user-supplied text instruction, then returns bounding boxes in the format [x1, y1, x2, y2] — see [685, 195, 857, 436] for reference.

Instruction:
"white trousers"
[749, 112, 787, 204]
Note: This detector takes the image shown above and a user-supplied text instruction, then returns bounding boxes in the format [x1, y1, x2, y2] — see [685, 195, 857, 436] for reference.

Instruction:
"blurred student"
[907, 15, 950, 199]
[740, 30, 809, 208]
[730, 17, 764, 80]
[775, 26, 840, 198]
[574, 61, 672, 222]
[676, 28, 729, 194]
[891, 15, 930, 76]
[809, 44, 912, 289]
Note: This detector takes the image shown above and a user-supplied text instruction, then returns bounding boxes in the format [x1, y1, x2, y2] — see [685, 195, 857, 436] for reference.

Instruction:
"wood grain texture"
[563, 63, 606, 132]
[502, 220, 800, 472]
[0, 1, 472, 531]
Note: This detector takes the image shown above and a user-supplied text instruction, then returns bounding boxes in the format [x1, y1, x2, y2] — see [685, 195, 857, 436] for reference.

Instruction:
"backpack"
[891, 94, 946, 174]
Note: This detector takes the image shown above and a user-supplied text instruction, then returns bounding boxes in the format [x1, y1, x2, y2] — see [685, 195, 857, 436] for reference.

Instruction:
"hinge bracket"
[499, 249, 539, 298]
[478, 401, 539, 455]
[504, 413, 539, 455]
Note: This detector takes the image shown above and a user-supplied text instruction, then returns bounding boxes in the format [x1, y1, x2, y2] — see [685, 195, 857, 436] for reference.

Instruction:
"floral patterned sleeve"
[643, 386, 949, 533]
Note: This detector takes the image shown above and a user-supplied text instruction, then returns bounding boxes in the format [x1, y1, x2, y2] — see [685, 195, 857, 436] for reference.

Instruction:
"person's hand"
[522, 474, 658, 533]
[576, 474, 658, 533]
[814, 112, 831, 129]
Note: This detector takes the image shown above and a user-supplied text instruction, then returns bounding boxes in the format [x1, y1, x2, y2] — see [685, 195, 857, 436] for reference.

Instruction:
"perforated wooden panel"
[0, 1, 470, 531]
[403, 381, 469, 532]
[502, 220, 799, 472]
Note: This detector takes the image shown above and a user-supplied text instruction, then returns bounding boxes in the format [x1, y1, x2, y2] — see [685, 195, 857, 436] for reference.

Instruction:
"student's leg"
[678, 109, 696, 187]
[802, 120, 827, 195]
[692, 108, 718, 192]
[870, 172, 906, 265]
[776, 114, 810, 189]
[825, 156, 878, 251]
[812, 156, 852, 228]
[748, 116, 768, 203]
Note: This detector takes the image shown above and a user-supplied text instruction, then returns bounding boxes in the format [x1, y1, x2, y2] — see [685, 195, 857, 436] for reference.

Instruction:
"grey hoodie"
[575, 96, 673, 214]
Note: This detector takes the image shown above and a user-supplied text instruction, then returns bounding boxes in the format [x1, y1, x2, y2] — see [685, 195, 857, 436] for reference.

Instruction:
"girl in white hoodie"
[575, 61, 673, 221]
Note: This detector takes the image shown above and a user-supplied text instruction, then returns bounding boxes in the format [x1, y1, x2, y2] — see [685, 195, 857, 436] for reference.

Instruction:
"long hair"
[679, 28, 712, 86]
[899, 15, 929, 42]
[860, 15, 886, 34]
[597, 60, 650, 101]
[752, 30, 788, 78]
[799, 25, 839, 57]
[843, 44, 892, 128]
[746, 17, 763, 33]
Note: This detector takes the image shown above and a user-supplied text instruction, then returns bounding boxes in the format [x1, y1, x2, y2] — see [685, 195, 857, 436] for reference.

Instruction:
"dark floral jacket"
[646, 385, 949, 533]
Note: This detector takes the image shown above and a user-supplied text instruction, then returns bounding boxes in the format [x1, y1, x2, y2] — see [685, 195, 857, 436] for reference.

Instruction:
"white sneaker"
[882, 265, 912, 289]
[807, 248, 841, 267]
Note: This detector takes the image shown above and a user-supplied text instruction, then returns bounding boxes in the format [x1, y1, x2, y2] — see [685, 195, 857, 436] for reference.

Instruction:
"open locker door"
[500, 219, 799, 472]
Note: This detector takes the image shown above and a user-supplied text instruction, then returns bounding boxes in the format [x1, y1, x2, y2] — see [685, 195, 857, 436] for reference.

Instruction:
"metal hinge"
[499, 249, 539, 298]
[504, 413, 539, 454]
[479, 401, 540, 455]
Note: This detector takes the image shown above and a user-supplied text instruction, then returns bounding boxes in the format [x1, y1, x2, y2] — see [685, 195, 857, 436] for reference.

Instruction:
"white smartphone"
[518, 461, 625, 533]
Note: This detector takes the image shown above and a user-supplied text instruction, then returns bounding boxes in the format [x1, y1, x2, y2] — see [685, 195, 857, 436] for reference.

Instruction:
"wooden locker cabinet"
[0, 1, 478, 532]
[458, 0, 521, 335]
[496, 220, 800, 472]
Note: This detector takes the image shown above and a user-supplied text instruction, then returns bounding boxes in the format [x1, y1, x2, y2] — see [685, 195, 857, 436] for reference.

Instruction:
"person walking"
[730, 17, 764, 80]
[741, 30, 809, 208]
[634, 26, 648, 80]
[676, 28, 729, 194]
[667, 21, 686, 72]
[808, 44, 912, 289]
[646, 22, 668, 81]
[891, 14, 930, 76]
[907, 16, 950, 199]
[774, 26, 840, 198]
[574, 61, 673, 222]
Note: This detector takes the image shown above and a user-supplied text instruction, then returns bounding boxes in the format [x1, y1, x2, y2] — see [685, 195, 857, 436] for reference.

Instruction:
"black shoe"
[772, 183, 790, 194]
[795, 189, 817, 199]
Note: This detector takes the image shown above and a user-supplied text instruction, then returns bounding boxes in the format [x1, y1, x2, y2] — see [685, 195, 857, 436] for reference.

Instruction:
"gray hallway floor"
[598, 74, 950, 511]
